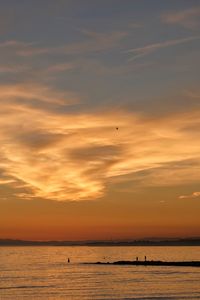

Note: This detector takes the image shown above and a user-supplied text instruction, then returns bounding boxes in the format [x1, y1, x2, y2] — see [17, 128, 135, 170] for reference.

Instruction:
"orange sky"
[0, 0, 200, 240]
[1, 183, 200, 240]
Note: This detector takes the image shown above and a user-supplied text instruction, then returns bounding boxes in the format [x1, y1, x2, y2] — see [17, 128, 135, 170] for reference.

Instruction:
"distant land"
[0, 238, 200, 247]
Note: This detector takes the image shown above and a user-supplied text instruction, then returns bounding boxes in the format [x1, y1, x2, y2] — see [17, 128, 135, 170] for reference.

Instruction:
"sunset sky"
[0, 0, 200, 241]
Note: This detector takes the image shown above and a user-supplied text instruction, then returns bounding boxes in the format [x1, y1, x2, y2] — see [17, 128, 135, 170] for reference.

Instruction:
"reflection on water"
[0, 246, 200, 299]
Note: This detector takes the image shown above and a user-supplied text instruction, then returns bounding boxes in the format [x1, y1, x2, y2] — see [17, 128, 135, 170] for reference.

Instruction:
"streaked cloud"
[179, 192, 200, 199]
[0, 40, 33, 49]
[0, 178, 16, 185]
[1, 83, 200, 201]
[127, 36, 200, 61]
[46, 63, 75, 73]
[162, 6, 200, 29]
[111, 159, 200, 192]
[16, 30, 128, 57]
[0, 64, 28, 74]
[0, 83, 79, 106]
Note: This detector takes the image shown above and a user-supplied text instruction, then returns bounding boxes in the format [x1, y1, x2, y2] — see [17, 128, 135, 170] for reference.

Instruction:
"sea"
[0, 246, 200, 299]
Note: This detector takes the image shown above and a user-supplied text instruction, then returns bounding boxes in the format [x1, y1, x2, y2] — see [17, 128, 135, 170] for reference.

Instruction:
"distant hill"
[0, 238, 200, 246]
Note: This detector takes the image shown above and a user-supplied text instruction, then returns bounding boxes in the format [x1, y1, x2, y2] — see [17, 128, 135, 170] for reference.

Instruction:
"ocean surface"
[0, 246, 200, 299]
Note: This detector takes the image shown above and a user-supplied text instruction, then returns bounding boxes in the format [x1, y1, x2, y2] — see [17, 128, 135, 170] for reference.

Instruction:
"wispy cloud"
[0, 178, 16, 185]
[179, 192, 200, 199]
[46, 62, 75, 73]
[126, 36, 200, 61]
[16, 30, 128, 57]
[162, 6, 200, 29]
[0, 40, 33, 48]
[183, 90, 200, 100]
[0, 83, 79, 106]
[1, 83, 200, 201]
[0, 30, 127, 61]
[0, 64, 28, 74]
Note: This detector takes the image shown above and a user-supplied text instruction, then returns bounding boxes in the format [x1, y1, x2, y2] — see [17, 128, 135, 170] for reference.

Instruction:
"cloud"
[113, 159, 200, 191]
[0, 40, 33, 49]
[0, 64, 28, 74]
[64, 58, 154, 77]
[0, 83, 79, 106]
[126, 36, 200, 61]
[46, 63, 75, 73]
[15, 30, 128, 57]
[183, 90, 200, 100]
[1, 83, 200, 201]
[162, 6, 200, 29]
[0, 30, 127, 61]
[179, 192, 200, 199]
[0, 179, 16, 185]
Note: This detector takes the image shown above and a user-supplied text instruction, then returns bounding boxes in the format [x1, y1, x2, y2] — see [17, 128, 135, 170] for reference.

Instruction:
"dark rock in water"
[89, 260, 200, 267]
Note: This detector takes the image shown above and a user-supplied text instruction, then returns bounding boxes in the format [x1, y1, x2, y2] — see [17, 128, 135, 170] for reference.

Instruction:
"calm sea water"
[0, 246, 200, 299]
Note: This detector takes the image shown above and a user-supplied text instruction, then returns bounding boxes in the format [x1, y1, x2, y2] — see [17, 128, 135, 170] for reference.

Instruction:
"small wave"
[122, 297, 200, 300]
[0, 285, 54, 290]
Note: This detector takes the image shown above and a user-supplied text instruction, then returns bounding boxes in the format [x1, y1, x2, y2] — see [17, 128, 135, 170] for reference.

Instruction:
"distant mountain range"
[0, 238, 200, 246]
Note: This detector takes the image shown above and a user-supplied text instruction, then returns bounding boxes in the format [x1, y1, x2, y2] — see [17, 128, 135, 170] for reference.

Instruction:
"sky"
[0, 0, 200, 241]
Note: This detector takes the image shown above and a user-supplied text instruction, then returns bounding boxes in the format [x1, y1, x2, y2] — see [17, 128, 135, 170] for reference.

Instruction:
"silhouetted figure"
[136, 257, 138, 261]
[68, 258, 70, 263]
[116, 127, 119, 130]
[145, 256, 147, 261]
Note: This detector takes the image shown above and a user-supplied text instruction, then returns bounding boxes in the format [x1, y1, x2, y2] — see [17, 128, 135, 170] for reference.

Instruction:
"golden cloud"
[0, 83, 200, 201]
[179, 192, 200, 199]
[0, 83, 79, 106]
[162, 6, 200, 29]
